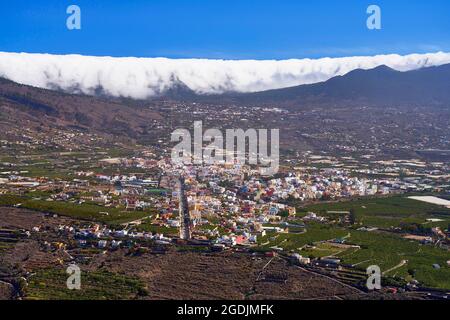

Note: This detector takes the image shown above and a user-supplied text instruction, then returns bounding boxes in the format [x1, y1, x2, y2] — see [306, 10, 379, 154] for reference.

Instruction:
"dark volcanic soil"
[85, 249, 360, 300]
[0, 207, 428, 300]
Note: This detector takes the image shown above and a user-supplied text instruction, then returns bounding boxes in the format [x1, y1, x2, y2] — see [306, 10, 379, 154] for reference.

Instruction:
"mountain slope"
[207, 64, 450, 108]
[0, 77, 162, 138]
[0, 63, 449, 144]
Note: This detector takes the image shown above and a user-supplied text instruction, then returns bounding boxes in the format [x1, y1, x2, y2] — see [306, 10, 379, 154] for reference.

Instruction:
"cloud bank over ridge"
[0, 51, 450, 99]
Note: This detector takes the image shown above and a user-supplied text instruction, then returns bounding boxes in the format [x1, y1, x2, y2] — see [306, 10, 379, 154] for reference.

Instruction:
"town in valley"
[0, 82, 449, 300]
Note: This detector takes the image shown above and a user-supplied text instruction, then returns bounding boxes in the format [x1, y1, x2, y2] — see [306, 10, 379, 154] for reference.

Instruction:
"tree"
[407, 269, 416, 277]
[349, 209, 356, 225]
[277, 210, 289, 218]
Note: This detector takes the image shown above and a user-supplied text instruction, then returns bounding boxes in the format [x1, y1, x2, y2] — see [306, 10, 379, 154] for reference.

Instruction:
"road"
[178, 177, 191, 240]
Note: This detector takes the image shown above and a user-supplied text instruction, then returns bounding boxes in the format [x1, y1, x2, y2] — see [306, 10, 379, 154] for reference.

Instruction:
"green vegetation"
[0, 195, 24, 206]
[258, 195, 450, 289]
[298, 196, 450, 229]
[26, 268, 148, 300]
[20, 163, 72, 179]
[339, 230, 450, 290]
[258, 223, 348, 251]
[0, 195, 152, 225]
[301, 242, 355, 258]
[135, 220, 178, 236]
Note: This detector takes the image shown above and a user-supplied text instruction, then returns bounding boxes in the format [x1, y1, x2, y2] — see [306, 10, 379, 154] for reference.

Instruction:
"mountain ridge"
[2, 63, 450, 108]
[201, 63, 450, 107]
[0, 63, 449, 142]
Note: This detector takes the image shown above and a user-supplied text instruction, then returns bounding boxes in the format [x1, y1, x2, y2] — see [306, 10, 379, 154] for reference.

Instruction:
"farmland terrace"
[0, 207, 436, 300]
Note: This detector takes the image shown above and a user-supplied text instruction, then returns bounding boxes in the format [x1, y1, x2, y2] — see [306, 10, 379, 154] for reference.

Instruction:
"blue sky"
[1, 0, 449, 59]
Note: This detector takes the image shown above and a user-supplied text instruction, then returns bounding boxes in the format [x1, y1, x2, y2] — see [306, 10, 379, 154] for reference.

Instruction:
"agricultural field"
[26, 268, 148, 300]
[135, 219, 178, 236]
[298, 195, 450, 229]
[258, 223, 348, 251]
[258, 224, 450, 289]
[0, 194, 152, 225]
[257, 195, 450, 290]
[301, 242, 358, 259]
[339, 230, 450, 289]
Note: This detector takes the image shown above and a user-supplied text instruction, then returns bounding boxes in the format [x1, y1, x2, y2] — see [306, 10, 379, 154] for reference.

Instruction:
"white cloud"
[0, 51, 449, 99]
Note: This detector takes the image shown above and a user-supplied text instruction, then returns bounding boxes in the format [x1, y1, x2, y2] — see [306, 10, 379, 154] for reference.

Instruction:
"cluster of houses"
[49, 223, 174, 250]
[2, 148, 449, 259]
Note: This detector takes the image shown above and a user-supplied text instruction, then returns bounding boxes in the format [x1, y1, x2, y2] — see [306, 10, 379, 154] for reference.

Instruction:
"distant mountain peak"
[339, 64, 398, 79]
[209, 63, 450, 108]
[371, 64, 397, 72]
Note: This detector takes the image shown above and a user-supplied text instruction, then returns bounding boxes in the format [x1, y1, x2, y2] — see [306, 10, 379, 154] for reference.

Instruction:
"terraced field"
[0, 195, 152, 225]
[298, 195, 450, 229]
[257, 195, 450, 290]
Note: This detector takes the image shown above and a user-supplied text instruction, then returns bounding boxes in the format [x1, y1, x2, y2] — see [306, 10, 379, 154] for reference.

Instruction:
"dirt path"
[383, 260, 408, 275]
[295, 265, 364, 294]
